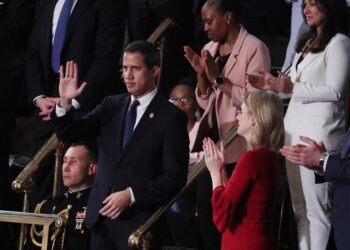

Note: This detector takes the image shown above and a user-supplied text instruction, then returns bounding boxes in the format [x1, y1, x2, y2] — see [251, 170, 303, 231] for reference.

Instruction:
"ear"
[88, 163, 97, 176]
[151, 66, 160, 78]
[250, 117, 256, 127]
[224, 11, 233, 24]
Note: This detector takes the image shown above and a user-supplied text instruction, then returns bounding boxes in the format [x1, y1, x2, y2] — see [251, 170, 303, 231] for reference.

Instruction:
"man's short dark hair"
[70, 142, 98, 163]
[124, 40, 160, 68]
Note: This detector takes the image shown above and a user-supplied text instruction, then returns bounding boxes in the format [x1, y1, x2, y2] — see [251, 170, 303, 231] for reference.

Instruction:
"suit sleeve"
[53, 97, 110, 145]
[325, 154, 350, 185]
[211, 151, 256, 232]
[25, 0, 47, 103]
[132, 109, 189, 206]
[292, 36, 350, 103]
[74, 0, 125, 106]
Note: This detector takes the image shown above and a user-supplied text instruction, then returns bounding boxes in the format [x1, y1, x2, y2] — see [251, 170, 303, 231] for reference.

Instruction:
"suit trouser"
[286, 161, 333, 250]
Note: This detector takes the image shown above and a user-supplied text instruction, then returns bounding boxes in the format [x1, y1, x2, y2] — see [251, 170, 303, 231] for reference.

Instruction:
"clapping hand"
[280, 136, 326, 169]
[58, 61, 87, 107]
[203, 138, 224, 175]
[184, 46, 205, 75]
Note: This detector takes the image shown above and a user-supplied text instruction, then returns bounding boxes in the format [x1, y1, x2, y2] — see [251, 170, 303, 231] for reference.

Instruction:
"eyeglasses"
[169, 96, 195, 105]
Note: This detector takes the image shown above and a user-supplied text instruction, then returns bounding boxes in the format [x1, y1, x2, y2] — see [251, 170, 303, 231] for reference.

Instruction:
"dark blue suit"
[26, 0, 126, 205]
[54, 92, 189, 249]
[325, 129, 350, 250]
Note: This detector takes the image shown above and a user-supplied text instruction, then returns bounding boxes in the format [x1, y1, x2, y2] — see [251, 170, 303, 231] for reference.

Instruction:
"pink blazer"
[195, 26, 270, 163]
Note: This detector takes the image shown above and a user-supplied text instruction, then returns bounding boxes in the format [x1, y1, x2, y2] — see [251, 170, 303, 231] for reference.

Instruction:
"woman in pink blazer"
[184, 0, 270, 248]
[184, 0, 270, 165]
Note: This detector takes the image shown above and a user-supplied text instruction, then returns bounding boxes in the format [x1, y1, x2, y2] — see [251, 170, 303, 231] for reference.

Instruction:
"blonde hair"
[244, 91, 285, 152]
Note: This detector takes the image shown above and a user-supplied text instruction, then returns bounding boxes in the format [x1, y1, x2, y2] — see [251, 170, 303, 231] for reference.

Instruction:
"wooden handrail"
[128, 125, 238, 248]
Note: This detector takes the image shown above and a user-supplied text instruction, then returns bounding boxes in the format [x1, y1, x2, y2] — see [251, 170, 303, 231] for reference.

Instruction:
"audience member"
[0, 0, 36, 199]
[203, 91, 284, 250]
[0, 0, 36, 248]
[25, 0, 126, 205]
[166, 79, 204, 249]
[53, 41, 189, 250]
[31, 142, 97, 250]
[184, 1, 270, 247]
[246, 0, 350, 249]
[281, 133, 350, 250]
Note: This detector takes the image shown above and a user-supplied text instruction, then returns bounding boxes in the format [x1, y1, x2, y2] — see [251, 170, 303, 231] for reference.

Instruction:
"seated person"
[203, 91, 284, 250]
[30, 142, 98, 250]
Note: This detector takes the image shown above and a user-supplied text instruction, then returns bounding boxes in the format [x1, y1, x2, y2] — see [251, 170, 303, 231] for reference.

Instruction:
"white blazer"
[284, 33, 350, 150]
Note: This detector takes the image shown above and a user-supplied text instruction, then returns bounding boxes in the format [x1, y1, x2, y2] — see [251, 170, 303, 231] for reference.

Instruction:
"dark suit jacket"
[325, 129, 350, 250]
[26, 0, 125, 108]
[0, 0, 35, 110]
[54, 92, 189, 243]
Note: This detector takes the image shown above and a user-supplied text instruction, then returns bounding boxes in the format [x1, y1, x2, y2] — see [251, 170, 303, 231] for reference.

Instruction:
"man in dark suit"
[26, 0, 126, 204]
[0, 0, 36, 187]
[0, 0, 36, 248]
[280, 133, 350, 250]
[53, 41, 189, 249]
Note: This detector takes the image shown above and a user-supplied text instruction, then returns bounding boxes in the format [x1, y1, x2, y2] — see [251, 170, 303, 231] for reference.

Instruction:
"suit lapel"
[295, 52, 320, 80]
[110, 95, 130, 163]
[222, 26, 247, 76]
[64, 0, 94, 45]
[116, 93, 162, 165]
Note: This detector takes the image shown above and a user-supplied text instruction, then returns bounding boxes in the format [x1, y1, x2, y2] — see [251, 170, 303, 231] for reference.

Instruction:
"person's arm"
[53, 61, 99, 145]
[325, 154, 350, 185]
[25, 0, 47, 106]
[292, 36, 350, 103]
[211, 151, 255, 232]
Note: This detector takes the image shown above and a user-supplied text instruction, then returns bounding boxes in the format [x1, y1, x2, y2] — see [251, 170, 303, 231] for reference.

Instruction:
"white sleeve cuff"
[72, 99, 82, 109]
[55, 104, 72, 117]
[323, 154, 330, 172]
[127, 187, 135, 206]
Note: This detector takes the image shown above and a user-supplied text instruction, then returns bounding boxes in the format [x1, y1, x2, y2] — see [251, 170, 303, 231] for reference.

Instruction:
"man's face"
[62, 145, 95, 192]
[122, 52, 159, 99]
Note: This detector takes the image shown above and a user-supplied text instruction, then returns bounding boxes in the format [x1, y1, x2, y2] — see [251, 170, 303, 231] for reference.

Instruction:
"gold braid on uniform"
[30, 199, 72, 249]
[30, 199, 48, 247]
[51, 204, 72, 250]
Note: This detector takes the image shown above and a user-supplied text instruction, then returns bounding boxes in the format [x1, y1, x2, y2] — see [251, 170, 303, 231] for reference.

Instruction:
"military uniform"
[31, 187, 92, 250]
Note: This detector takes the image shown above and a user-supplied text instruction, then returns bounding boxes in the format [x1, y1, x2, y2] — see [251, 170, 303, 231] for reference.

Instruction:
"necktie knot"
[122, 100, 140, 148]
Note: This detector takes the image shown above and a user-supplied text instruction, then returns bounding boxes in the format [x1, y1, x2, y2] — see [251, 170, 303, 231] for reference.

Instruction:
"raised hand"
[59, 61, 87, 107]
[184, 46, 205, 75]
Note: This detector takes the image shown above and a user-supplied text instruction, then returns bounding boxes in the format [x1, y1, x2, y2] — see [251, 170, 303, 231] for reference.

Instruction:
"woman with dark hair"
[247, 0, 350, 249]
[203, 91, 284, 250]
